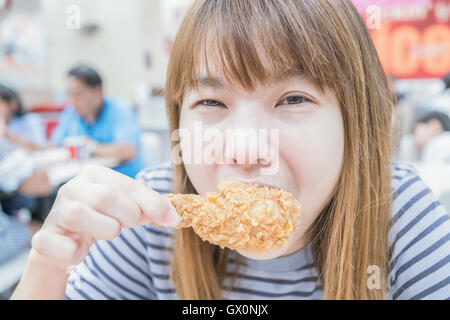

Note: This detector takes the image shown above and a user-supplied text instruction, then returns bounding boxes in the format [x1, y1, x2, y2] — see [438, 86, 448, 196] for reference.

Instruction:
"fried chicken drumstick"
[164, 181, 301, 253]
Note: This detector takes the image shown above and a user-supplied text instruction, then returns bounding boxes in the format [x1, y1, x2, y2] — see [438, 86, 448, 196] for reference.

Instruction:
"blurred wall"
[42, 0, 167, 100]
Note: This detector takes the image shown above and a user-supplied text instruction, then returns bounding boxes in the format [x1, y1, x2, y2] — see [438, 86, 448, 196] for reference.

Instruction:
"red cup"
[68, 145, 77, 160]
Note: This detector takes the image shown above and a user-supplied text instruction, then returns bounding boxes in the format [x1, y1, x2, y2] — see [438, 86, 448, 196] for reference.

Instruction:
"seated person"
[428, 73, 450, 111]
[0, 138, 53, 266]
[50, 65, 144, 178]
[413, 111, 450, 163]
[0, 210, 30, 266]
[0, 83, 47, 151]
[0, 134, 53, 218]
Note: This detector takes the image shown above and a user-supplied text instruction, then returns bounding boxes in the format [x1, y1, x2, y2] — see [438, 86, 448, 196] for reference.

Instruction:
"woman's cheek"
[280, 112, 344, 230]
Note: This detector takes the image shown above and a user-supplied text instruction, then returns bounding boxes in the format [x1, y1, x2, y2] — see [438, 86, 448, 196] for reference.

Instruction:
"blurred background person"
[426, 72, 450, 112]
[0, 122, 52, 228]
[0, 210, 30, 267]
[0, 89, 52, 219]
[0, 126, 52, 276]
[0, 139, 31, 268]
[50, 65, 144, 178]
[0, 83, 46, 152]
[413, 111, 450, 163]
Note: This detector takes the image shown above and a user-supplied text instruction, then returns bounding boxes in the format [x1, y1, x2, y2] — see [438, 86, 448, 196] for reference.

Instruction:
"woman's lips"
[239, 181, 282, 190]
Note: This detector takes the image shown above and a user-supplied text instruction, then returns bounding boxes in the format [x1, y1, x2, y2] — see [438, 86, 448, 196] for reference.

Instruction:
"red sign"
[0, 0, 10, 12]
[353, 0, 450, 79]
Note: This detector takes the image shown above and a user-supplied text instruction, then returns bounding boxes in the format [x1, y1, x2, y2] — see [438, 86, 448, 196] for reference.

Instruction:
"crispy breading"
[164, 181, 301, 253]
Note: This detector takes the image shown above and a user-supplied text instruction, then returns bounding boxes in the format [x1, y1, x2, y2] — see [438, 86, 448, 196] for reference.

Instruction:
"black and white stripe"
[66, 162, 450, 300]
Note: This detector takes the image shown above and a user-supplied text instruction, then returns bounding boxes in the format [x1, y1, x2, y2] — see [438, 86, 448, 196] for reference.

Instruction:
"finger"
[79, 183, 142, 228]
[79, 165, 180, 226]
[57, 200, 122, 241]
[58, 176, 169, 228]
[31, 229, 78, 267]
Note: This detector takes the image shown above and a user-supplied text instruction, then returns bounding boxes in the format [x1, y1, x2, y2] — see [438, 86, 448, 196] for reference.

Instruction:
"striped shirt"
[65, 162, 450, 300]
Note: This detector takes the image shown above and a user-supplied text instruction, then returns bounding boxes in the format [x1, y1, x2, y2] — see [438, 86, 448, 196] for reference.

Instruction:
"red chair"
[30, 104, 66, 139]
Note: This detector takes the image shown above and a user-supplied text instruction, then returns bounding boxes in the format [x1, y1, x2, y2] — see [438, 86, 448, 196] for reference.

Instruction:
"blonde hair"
[165, 0, 395, 300]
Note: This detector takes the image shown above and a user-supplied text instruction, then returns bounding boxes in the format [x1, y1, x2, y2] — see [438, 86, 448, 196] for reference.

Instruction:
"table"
[31, 148, 121, 187]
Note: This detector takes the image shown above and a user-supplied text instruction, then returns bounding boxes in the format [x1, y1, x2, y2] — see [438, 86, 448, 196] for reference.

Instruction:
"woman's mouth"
[239, 181, 282, 191]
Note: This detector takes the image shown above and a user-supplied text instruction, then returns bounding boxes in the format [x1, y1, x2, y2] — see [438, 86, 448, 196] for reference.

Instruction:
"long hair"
[165, 0, 395, 300]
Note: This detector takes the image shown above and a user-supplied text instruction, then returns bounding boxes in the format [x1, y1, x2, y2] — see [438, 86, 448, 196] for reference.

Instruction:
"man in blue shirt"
[51, 65, 144, 178]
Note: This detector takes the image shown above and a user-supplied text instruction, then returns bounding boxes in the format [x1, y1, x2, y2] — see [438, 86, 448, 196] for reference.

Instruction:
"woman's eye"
[277, 95, 309, 106]
[197, 100, 225, 108]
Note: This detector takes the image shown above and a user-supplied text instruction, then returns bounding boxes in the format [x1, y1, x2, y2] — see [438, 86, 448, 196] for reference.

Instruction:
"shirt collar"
[235, 241, 314, 273]
[82, 99, 107, 126]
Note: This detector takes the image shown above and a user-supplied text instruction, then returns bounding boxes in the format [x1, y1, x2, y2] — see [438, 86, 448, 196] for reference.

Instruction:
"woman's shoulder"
[135, 161, 175, 248]
[136, 162, 173, 193]
[389, 161, 448, 234]
[389, 162, 441, 211]
[388, 162, 450, 299]
[390, 162, 419, 192]
[389, 162, 445, 214]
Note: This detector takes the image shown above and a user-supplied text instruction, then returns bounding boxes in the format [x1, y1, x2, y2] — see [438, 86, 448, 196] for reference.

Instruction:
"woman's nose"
[219, 104, 279, 170]
[222, 128, 275, 167]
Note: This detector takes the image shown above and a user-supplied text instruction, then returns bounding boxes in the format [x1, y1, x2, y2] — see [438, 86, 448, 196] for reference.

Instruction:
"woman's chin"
[236, 246, 287, 261]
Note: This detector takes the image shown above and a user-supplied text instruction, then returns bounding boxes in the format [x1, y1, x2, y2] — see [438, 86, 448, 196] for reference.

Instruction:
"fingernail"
[162, 203, 180, 227]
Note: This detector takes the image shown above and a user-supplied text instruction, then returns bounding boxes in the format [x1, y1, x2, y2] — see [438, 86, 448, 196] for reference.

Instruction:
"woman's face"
[179, 70, 345, 260]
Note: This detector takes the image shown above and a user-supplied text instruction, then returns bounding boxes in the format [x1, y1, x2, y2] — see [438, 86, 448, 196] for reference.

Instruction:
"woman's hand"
[11, 165, 179, 299]
[33, 164, 179, 270]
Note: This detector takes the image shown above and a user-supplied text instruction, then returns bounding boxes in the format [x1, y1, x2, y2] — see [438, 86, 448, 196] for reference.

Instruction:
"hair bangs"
[182, 0, 336, 95]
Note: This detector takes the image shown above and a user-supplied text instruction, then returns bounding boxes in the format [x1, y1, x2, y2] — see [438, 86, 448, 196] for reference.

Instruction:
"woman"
[0, 83, 46, 151]
[12, 0, 450, 300]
